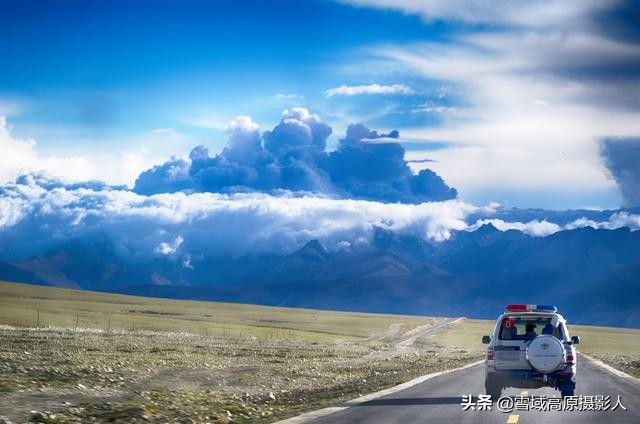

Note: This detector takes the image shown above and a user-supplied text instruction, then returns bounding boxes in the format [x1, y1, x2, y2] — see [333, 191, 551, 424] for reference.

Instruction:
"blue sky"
[1, 0, 442, 132]
[1, 0, 640, 209]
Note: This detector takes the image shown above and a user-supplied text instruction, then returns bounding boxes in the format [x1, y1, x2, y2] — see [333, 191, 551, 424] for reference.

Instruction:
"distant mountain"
[1, 225, 639, 327]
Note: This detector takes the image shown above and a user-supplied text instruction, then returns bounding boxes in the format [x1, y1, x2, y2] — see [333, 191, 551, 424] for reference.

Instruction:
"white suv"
[482, 304, 580, 398]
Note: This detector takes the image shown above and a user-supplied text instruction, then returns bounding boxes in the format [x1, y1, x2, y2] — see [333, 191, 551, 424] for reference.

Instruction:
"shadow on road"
[350, 396, 462, 406]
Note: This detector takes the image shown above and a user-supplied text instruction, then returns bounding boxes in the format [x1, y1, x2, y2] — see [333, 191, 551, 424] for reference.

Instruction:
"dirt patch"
[587, 352, 640, 379]
[363, 322, 404, 342]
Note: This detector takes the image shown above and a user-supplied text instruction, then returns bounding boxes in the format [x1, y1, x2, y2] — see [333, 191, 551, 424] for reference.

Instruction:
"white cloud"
[566, 212, 640, 232]
[151, 128, 176, 134]
[411, 104, 458, 114]
[0, 117, 198, 189]
[275, 93, 303, 100]
[0, 176, 637, 266]
[0, 178, 484, 260]
[347, 4, 640, 208]
[155, 235, 184, 256]
[469, 219, 561, 237]
[115, 148, 163, 188]
[226, 115, 259, 134]
[468, 212, 640, 237]
[325, 83, 414, 97]
[339, 0, 611, 27]
[0, 116, 94, 184]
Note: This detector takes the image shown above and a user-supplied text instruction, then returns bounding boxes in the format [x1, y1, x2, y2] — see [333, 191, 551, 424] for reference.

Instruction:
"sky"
[2, 0, 640, 209]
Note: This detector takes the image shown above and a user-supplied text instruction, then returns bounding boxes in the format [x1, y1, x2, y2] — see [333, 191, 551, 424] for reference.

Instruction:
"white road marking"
[273, 359, 484, 424]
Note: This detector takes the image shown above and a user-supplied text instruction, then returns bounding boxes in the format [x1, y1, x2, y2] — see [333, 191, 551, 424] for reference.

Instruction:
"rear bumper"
[486, 368, 575, 389]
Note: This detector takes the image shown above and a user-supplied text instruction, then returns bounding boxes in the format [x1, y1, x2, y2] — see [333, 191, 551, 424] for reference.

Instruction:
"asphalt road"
[308, 354, 640, 424]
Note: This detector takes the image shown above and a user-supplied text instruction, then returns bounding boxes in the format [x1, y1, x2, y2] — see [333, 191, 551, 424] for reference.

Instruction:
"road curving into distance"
[390, 317, 464, 348]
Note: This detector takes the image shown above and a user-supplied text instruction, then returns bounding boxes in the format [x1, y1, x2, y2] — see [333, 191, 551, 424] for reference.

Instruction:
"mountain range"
[2, 224, 638, 327]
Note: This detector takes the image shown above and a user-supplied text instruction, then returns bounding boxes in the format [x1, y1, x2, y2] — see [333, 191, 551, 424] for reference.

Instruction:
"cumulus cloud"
[325, 83, 414, 97]
[601, 137, 640, 207]
[134, 157, 193, 195]
[133, 108, 457, 203]
[328, 124, 457, 202]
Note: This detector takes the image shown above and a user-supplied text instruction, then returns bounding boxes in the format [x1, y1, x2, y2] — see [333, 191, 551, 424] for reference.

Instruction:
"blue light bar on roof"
[535, 305, 558, 313]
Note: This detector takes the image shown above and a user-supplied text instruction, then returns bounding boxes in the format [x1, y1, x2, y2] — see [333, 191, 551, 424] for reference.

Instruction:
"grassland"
[1, 281, 638, 423]
[0, 326, 480, 423]
[0, 281, 480, 423]
[0, 281, 434, 343]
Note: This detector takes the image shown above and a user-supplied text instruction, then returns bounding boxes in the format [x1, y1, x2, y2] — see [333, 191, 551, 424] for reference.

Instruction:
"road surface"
[307, 354, 639, 424]
[391, 317, 463, 347]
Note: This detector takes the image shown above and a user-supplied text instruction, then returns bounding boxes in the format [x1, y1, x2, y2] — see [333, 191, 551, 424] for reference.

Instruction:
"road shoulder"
[579, 352, 640, 384]
[273, 359, 484, 424]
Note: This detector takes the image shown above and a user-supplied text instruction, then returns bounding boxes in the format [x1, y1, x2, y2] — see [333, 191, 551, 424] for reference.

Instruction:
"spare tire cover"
[526, 335, 565, 373]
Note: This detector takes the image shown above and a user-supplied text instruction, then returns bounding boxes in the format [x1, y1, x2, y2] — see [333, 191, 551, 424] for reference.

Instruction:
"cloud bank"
[0, 174, 476, 264]
[134, 108, 457, 203]
[1, 174, 638, 270]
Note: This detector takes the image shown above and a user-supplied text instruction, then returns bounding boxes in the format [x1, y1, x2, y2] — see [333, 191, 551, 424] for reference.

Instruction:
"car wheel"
[560, 382, 575, 398]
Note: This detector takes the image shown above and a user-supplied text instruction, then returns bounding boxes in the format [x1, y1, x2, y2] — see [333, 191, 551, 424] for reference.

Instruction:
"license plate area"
[496, 351, 520, 361]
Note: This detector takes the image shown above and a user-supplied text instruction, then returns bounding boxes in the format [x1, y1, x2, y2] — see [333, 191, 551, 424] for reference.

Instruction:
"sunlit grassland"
[0, 281, 434, 343]
[569, 324, 640, 355]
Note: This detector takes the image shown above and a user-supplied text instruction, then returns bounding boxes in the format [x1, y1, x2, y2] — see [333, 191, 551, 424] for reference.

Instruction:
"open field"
[0, 281, 638, 422]
[0, 281, 481, 422]
[0, 326, 480, 423]
[0, 281, 435, 343]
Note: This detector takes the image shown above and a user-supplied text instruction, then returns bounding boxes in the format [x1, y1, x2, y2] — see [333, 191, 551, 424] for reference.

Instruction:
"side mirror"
[482, 335, 491, 344]
[571, 336, 580, 345]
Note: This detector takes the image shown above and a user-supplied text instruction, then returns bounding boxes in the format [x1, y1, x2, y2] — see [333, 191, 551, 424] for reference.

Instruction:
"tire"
[560, 383, 575, 398]
[485, 379, 502, 399]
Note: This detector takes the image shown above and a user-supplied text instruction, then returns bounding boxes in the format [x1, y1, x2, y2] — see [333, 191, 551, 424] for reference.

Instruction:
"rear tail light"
[487, 349, 494, 360]
[566, 353, 574, 363]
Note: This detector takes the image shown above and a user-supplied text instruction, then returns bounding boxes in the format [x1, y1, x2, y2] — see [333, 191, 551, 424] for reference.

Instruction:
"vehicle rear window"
[498, 316, 563, 340]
